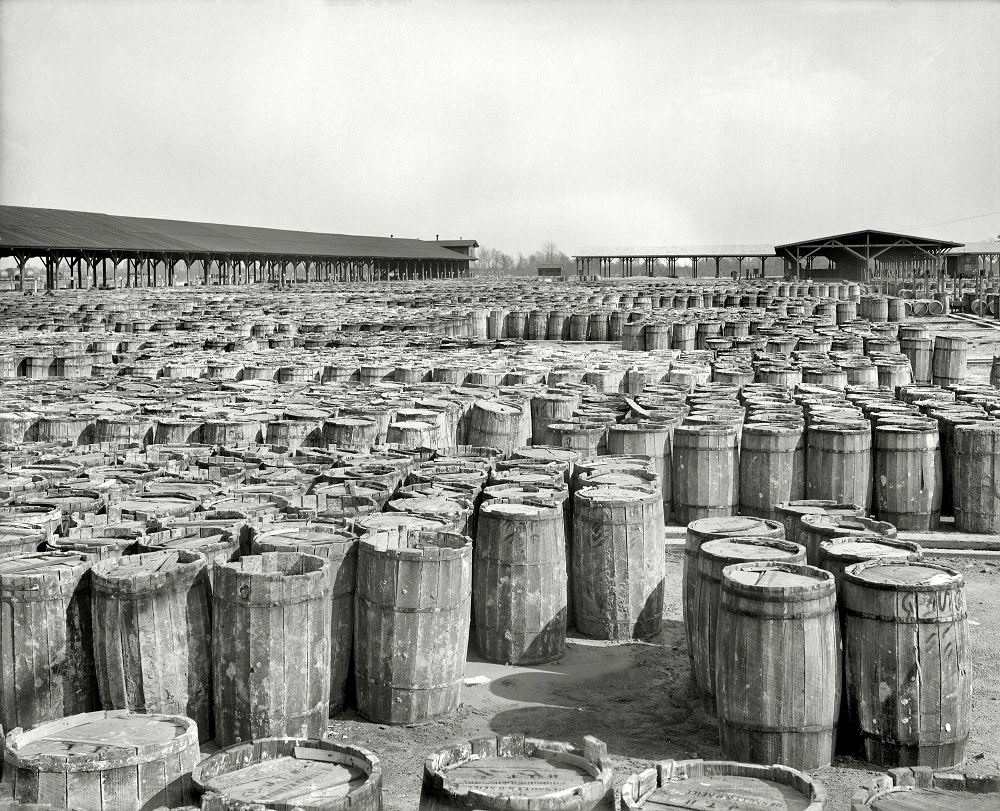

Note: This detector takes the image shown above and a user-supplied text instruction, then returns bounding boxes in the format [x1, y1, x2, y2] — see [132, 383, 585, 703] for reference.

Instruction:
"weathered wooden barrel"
[475, 500, 567, 664]
[529, 391, 580, 446]
[806, 422, 873, 510]
[819, 537, 922, 597]
[932, 335, 968, 387]
[672, 424, 739, 524]
[467, 399, 531, 456]
[212, 552, 331, 746]
[354, 528, 471, 724]
[774, 499, 865, 550]
[690, 538, 805, 716]
[152, 417, 202, 446]
[606, 421, 672, 518]
[385, 419, 440, 449]
[682, 516, 784, 665]
[194, 736, 383, 811]
[3, 710, 199, 811]
[266, 418, 323, 451]
[251, 524, 358, 715]
[716, 562, 841, 770]
[738, 421, 805, 520]
[419, 734, 614, 811]
[953, 422, 1000, 533]
[572, 486, 664, 641]
[91, 549, 213, 741]
[620, 758, 826, 810]
[842, 560, 971, 768]
[850, 768, 1000, 810]
[388, 493, 474, 536]
[546, 421, 607, 460]
[0, 526, 44, 558]
[798, 513, 897, 566]
[873, 422, 942, 530]
[323, 416, 380, 451]
[0, 551, 97, 731]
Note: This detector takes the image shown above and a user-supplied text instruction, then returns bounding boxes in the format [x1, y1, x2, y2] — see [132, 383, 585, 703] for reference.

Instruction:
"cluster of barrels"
[682, 512, 970, 775]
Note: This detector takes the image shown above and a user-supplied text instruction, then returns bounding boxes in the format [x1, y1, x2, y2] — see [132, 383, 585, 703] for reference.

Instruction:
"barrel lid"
[0, 551, 89, 576]
[481, 501, 552, 517]
[357, 513, 447, 531]
[94, 549, 200, 579]
[867, 786, 998, 810]
[9, 711, 194, 761]
[640, 775, 814, 810]
[689, 517, 780, 537]
[200, 748, 370, 806]
[702, 538, 804, 563]
[776, 500, 863, 517]
[725, 563, 833, 590]
[439, 755, 593, 799]
[821, 538, 919, 562]
[577, 485, 656, 503]
[802, 514, 896, 537]
[848, 560, 960, 587]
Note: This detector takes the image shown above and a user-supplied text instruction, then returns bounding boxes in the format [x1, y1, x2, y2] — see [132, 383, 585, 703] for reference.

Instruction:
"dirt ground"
[323, 547, 1000, 810]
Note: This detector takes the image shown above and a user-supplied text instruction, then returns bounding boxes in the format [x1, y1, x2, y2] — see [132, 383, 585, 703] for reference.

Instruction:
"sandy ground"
[324, 547, 1000, 810]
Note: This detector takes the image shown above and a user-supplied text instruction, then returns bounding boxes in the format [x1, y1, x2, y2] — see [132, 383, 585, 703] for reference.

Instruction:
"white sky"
[1, 0, 998, 256]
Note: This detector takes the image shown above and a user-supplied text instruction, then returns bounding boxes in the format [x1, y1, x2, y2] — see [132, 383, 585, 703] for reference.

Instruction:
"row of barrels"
[7, 710, 989, 810]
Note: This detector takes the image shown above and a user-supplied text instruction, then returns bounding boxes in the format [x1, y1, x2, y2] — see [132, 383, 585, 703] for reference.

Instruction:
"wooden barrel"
[716, 562, 840, 770]
[385, 419, 440, 449]
[91, 550, 212, 742]
[953, 422, 1000, 533]
[682, 516, 784, 663]
[251, 525, 357, 716]
[546, 421, 606, 460]
[819, 537, 923, 612]
[690, 538, 805, 716]
[420, 734, 613, 811]
[606, 422, 672, 518]
[572, 486, 664, 641]
[467, 399, 530, 457]
[932, 335, 968, 387]
[354, 528, 471, 724]
[774, 499, 865, 550]
[842, 560, 971, 768]
[900, 337, 934, 385]
[870, 421, 940, 528]
[0, 526, 43, 558]
[672, 425, 739, 524]
[0, 551, 97, 731]
[806, 423, 873, 510]
[620, 758, 825, 810]
[323, 417, 379, 451]
[850, 768, 1000, 810]
[738, 422, 805, 520]
[194, 736, 382, 811]
[530, 392, 581, 446]
[212, 552, 331, 746]
[798, 513, 897, 566]
[3, 710, 199, 810]
[475, 501, 567, 665]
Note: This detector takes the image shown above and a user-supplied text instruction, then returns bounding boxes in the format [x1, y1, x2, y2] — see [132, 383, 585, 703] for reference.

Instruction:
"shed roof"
[947, 241, 1000, 255]
[0, 206, 472, 261]
[774, 229, 961, 252]
[574, 244, 776, 258]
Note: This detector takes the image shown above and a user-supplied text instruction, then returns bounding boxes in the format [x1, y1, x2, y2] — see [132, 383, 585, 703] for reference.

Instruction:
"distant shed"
[537, 264, 565, 279]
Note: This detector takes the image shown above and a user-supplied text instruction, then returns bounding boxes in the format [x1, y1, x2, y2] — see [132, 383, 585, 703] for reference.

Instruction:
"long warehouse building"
[0, 205, 476, 289]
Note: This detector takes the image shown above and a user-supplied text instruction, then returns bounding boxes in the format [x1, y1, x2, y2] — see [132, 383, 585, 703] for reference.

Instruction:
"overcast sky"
[1, 0, 998, 256]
